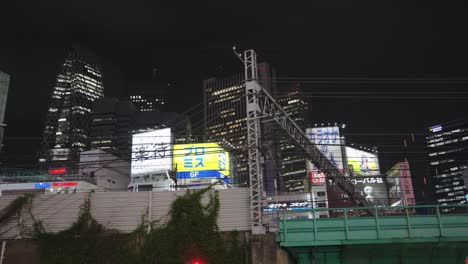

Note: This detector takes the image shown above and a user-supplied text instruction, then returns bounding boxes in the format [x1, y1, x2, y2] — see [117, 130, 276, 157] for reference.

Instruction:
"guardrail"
[277, 204, 468, 247]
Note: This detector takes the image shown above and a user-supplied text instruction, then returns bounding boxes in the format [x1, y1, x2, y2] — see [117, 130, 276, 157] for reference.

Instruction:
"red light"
[190, 259, 203, 264]
[49, 168, 67, 175]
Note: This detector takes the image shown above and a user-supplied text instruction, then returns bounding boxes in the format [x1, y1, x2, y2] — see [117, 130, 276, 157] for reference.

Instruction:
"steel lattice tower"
[39, 47, 104, 172]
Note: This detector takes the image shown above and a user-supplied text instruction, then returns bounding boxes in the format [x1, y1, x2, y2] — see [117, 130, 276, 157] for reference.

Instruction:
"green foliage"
[33, 188, 244, 264]
[0, 193, 34, 225]
[34, 194, 134, 264]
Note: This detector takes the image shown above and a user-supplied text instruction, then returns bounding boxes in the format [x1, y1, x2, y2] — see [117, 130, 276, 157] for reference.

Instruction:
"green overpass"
[276, 205, 468, 264]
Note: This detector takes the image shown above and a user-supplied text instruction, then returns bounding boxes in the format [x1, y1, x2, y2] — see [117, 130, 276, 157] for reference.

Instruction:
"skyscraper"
[426, 120, 468, 210]
[0, 70, 10, 152]
[89, 98, 136, 161]
[277, 84, 309, 192]
[129, 81, 167, 112]
[39, 47, 104, 171]
[203, 62, 276, 187]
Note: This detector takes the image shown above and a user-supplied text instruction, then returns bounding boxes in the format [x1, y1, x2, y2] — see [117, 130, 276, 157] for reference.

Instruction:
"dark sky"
[1, 1, 468, 199]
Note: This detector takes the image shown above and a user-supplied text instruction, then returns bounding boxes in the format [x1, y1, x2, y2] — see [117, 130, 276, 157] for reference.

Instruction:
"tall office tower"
[426, 121, 468, 210]
[0, 70, 10, 152]
[89, 98, 137, 161]
[203, 62, 276, 187]
[39, 47, 104, 171]
[129, 81, 167, 112]
[277, 84, 309, 192]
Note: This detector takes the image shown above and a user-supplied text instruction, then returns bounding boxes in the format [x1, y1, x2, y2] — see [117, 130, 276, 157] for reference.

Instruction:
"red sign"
[311, 177, 326, 184]
[52, 182, 78, 187]
[310, 170, 326, 185]
[49, 168, 67, 175]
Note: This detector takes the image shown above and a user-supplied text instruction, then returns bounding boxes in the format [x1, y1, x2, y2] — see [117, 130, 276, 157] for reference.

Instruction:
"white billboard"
[306, 126, 344, 171]
[131, 128, 172, 175]
[345, 147, 380, 176]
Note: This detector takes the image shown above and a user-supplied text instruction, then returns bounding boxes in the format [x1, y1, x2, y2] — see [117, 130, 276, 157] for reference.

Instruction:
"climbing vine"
[27, 187, 244, 264]
[0, 193, 34, 226]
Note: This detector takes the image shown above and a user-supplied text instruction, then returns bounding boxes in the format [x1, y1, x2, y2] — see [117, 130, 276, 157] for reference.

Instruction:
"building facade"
[89, 98, 136, 161]
[39, 47, 104, 171]
[426, 121, 468, 209]
[277, 84, 309, 192]
[129, 81, 167, 112]
[0, 70, 10, 151]
[203, 62, 276, 187]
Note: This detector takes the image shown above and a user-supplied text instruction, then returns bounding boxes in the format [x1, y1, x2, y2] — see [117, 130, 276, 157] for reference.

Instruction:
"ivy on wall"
[1, 187, 244, 263]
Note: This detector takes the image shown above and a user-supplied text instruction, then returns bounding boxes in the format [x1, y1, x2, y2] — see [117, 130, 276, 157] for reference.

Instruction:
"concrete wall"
[0, 188, 251, 239]
[80, 149, 131, 191]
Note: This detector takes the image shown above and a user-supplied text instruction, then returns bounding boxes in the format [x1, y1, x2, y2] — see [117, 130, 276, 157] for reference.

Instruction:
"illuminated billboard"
[306, 126, 344, 171]
[173, 143, 230, 179]
[386, 161, 415, 206]
[345, 147, 380, 176]
[131, 128, 172, 175]
[350, 175, 388, 206]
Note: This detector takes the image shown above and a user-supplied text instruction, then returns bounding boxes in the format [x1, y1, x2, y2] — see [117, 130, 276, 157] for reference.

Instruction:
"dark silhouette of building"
[89, 98, 137, 161]
[129, 81, 167, 112]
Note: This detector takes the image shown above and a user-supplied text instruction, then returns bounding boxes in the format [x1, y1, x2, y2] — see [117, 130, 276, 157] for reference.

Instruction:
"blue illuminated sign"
[430, 125, 443, 133]
[34, 182, 51, 189]
[176, 170, 224, 179]
[262, 201, 312, 212]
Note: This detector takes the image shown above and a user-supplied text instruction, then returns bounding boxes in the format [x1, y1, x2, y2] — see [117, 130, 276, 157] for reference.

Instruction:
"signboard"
[52, 182, 78, 187]
[173, 143, 229, 179]
[429, 125, 443, 133]
[309, 170, 326, 185]
[49, 168, 66, 175]
[350, 176, 388, 206]
[131, 128, 172, 175]
[262, 200, 312, 212]
[306, 126, 344, 171]
[345, 147, 380, 175]
[34, 182, 51, 189]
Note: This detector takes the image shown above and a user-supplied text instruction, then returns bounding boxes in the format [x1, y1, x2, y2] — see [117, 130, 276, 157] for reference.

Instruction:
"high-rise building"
[0, 70, 10, 152]
[277, 84, 309, 192]
[39, 47, 104, 171]
[129, 81, 167, 112]
[203, 62, 276, 187]
[89, 98, 137, 161]
[426, 121, 468, 209]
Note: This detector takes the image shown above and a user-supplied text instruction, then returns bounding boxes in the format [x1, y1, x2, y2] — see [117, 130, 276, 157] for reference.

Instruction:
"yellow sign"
[173, 143, 230, 176]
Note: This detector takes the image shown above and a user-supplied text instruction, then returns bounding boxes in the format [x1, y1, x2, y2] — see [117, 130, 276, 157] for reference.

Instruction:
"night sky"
[1, 1, 468, 200]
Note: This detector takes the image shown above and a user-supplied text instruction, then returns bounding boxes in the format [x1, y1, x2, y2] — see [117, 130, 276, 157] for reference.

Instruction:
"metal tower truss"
[255, 83, 374, 209]
[242, 50, 373, 233]
[244, 50, 266, 234]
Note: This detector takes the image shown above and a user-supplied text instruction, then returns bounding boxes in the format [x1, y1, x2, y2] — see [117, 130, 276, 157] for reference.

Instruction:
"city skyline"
[0, 2, 467, 201]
